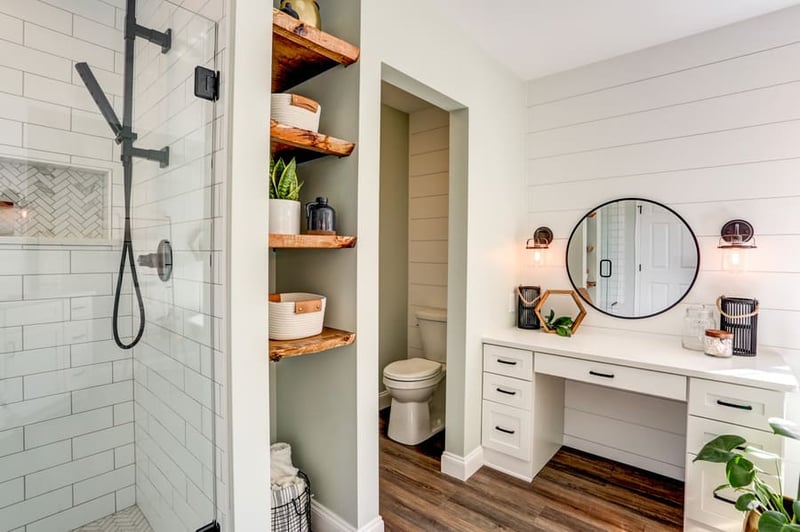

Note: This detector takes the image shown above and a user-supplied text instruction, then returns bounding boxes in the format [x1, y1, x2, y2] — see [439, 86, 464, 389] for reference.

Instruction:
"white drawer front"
[535, 353, 687, 401]
[483, 373, 532, 410]
[483, 344, 532, 381]
[481, 400, 531, 461]
[688, 378, 784, 431]
[685, 416, 783, 531]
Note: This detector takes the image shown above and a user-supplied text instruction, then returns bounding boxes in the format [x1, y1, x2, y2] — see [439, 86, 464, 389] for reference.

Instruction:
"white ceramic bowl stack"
[271, 93, 321, 132]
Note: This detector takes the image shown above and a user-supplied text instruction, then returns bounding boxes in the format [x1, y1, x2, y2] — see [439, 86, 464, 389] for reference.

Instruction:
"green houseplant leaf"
[726, 454, 756, 488]
[770, 418, 800, 441]
[758, 510, 800, 532]
[735, 492, 760, 512]
[694, 434, 746, 463]
[269, 157, 304, 201]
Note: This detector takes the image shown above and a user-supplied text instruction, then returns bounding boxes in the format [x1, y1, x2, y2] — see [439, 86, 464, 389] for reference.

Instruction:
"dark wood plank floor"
[379, 410, 684, 531]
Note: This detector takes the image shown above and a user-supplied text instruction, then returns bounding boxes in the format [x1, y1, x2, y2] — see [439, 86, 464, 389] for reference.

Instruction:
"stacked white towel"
[270, 442, 305, 491]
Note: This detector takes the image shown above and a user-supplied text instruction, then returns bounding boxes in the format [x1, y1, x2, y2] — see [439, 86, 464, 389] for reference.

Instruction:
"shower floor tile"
[72, 504, 154, 532]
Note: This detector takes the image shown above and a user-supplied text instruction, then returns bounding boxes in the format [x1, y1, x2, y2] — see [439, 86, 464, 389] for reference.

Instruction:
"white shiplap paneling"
[524, 5, 800, 475]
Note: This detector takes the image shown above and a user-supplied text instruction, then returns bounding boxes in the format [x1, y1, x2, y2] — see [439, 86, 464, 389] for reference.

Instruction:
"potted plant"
[693, 418, 800, 531]
[542, 309, 574, 337]
[269, 156, 304, 234]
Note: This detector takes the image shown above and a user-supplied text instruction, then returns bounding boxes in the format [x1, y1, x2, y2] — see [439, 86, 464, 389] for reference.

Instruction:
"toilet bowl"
[383, 308, 447, 445]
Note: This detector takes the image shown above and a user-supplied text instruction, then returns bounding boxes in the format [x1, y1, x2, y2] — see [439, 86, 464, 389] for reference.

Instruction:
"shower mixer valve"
[137, 239, 173, 282]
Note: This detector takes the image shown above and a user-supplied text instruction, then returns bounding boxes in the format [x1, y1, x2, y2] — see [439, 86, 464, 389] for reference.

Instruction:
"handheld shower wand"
[74, 0, 171, 349]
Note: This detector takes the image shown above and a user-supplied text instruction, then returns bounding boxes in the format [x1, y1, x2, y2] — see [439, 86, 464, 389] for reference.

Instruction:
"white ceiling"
[430, 0, 800, 80]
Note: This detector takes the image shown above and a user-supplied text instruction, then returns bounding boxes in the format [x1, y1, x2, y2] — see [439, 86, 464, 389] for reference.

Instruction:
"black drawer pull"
[495, 426, 515, 435]
[497, 359, 518, 366]
[716, 400, 753, 411]
[589, 370, 614, 379]
[713, 492, 737, 506]
[496, 387, 517, 396]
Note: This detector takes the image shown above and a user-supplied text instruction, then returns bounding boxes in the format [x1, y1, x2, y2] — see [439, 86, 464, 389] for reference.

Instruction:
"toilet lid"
[384, 358, 441, 381]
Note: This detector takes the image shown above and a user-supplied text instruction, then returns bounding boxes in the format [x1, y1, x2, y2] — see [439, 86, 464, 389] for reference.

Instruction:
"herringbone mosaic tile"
[0, 156, 108, 240]
[72, 504, 153, 532]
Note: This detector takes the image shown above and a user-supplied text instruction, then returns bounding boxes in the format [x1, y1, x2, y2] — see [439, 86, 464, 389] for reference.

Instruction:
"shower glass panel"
[0, 1, 219, 531]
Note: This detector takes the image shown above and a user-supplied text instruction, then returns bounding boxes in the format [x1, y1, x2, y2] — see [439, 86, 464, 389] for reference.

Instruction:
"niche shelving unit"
[268, 8, 359, 360]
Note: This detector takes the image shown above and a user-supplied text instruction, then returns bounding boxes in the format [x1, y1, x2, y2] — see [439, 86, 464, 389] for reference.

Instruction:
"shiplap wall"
[408, 107, 449, 358]
[524, 6, 800, 479]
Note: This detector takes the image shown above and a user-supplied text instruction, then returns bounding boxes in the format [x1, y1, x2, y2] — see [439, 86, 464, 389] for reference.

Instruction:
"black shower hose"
[112, 162, 146, 349]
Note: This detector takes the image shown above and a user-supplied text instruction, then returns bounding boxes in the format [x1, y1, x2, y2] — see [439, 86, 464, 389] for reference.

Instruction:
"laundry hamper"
[271, 471, 311, 532]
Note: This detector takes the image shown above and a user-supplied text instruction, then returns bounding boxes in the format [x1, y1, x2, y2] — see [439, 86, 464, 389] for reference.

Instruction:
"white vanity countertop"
[483, 326, 799, 392]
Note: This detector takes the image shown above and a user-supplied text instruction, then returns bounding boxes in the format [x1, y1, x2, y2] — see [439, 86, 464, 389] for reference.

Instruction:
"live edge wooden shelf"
[269, 234, 357, 249]
[272, 8, 360, 93]
[269, 327, 356, 361]
[270, 120, 355, 163]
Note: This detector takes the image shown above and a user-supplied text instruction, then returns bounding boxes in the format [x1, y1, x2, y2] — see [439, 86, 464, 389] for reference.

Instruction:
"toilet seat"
[383, 358, 441, 382]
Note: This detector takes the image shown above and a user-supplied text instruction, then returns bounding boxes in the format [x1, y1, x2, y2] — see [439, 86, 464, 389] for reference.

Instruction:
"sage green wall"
[273, 0, 361, 525]
[378, 104, 409, 394]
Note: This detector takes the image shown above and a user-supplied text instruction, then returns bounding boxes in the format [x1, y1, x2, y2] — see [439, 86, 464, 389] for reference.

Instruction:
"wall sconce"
[526, 226, 553, 266]
[718, 219, 756, 272]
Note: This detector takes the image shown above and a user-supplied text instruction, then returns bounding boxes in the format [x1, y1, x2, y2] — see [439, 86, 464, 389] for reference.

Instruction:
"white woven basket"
[269, 293, 326, 340]
[271, 93, 321, 132]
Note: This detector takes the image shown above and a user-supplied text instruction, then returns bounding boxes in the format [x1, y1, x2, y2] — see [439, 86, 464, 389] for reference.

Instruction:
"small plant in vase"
[693, 418, 800, 531]
[543, 310, 574, 337]
[269, 157, 304, 235]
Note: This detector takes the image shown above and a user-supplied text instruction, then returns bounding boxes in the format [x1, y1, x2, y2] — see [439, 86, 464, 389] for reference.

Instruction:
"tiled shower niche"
[0, 156, 110, 241]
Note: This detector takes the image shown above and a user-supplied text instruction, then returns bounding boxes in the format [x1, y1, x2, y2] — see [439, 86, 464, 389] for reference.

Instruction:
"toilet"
[383, 308, 447, 445]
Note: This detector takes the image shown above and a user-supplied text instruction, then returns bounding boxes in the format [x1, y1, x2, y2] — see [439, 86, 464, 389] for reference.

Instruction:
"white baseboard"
[440, 446, 483, 481]
[311, 500, 385, 532]
[378, 390, 391, 410]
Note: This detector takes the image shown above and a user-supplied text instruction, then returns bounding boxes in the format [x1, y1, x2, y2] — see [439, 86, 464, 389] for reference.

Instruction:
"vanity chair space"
[482, 198, 800, 532]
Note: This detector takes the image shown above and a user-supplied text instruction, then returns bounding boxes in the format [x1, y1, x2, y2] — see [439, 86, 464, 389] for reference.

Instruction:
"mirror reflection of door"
[635, 202, 698, 315]
[566, 198, 699, 319]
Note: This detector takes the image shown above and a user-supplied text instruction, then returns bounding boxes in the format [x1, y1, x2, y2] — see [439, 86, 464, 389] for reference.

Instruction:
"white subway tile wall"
[407, 108, 449, 357]
[130, 0, 227, 529]
[0, 0, 228, 530]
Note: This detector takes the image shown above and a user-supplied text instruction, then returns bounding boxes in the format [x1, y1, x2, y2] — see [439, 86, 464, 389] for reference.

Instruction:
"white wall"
[378, 104, 409, 391]
[358, 0, 526, 527]
[407, 107, 449, 358]
[0, 1, 137, 529]
[523, 5, 800, 477]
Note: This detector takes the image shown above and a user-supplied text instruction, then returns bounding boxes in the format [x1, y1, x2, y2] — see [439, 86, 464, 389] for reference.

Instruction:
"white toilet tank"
[416, 308, 447, 363]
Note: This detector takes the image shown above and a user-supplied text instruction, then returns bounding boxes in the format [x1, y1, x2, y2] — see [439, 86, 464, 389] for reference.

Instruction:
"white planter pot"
[269, 199, 301, 235]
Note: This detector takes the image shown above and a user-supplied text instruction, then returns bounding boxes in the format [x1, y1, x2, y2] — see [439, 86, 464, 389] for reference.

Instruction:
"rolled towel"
[270, 442, 299, 486]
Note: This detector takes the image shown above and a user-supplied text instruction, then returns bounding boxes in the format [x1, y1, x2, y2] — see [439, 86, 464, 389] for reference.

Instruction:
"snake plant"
[269, 156, 303, 201]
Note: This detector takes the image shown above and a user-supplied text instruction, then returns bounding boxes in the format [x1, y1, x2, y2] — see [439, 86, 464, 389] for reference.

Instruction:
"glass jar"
[682, 305, 715, 351]
[704, 329, 734, 358]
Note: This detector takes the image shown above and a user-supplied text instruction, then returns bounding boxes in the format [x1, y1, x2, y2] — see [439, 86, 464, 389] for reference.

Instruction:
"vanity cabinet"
[481, 345, 534, 463]
[480, 328, 800, 532]
[684, 379, 796, 532]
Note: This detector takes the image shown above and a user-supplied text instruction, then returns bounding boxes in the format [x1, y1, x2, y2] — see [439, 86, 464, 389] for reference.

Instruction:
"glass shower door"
[129, 2, 220, 531]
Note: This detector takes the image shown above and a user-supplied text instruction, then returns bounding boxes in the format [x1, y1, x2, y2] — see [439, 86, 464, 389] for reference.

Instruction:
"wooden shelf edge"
[270, 120, 355, 160]
[269, 327, 356, 361]
[269, 234, 357, 249]
[272, 9, 360, 66]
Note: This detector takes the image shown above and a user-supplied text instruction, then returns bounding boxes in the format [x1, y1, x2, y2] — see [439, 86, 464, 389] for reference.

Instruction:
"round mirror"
[566, 198, 699, 319]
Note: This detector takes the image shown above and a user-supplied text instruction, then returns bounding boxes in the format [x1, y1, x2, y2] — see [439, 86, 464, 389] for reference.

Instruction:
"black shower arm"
[74, 62, 124, 142]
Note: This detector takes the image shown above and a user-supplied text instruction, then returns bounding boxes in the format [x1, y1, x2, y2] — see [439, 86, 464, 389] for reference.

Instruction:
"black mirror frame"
[565, 197, 701, 320]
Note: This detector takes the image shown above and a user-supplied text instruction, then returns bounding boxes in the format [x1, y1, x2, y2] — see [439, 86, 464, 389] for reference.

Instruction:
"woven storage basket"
[271, 471, 311, 532]
[271, 93, 321, 132]
[269, 293, 326, 340]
